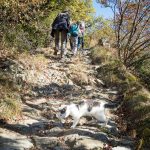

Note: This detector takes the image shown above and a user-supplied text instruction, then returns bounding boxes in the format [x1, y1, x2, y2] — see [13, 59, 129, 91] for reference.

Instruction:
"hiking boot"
[61, 55, 66, 60]
[53, 51, 57, 55]
[60, 51, 65, 58]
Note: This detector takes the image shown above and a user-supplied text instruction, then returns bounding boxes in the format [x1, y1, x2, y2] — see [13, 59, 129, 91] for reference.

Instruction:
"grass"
[91, 46, 117, 65]
[18, 52, 48, 70]
[0, 84, 21, 121]
[68, 57, 89, 86]
[0, 97, 21, 120]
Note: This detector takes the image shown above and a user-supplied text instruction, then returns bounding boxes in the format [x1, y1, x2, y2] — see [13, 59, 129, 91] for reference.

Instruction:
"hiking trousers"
[78, 36, 84, 50]
[54, 30, 67, 57]
[70, 36, 78, 55]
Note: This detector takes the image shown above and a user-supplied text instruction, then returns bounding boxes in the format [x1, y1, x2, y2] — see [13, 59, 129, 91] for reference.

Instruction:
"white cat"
[56, 100, 108, 128]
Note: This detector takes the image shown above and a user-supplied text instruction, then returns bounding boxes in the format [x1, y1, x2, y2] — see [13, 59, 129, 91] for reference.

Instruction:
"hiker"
[78, 21, 85, 50]
[51, 11, 70, 58]
[68, 21, 80, 56]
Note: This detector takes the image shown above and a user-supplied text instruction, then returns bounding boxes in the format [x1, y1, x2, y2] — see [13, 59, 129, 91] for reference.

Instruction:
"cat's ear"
[58, 104, 67, 110]
[80, 99, 87, 104]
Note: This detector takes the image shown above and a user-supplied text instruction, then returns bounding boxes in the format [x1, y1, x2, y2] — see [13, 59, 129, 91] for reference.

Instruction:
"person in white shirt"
[78, 21, 85, 50]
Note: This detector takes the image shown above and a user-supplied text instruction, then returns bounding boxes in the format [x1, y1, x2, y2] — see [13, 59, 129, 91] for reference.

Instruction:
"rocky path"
[0, 48, 134, 150]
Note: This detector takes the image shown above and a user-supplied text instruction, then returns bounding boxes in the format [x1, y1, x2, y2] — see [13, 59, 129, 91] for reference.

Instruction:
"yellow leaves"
[62, 0, 94, 22]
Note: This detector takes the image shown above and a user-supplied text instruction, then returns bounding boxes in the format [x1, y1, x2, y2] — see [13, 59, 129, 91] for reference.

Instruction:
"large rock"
[32, 136, 59, 149]
[75, 137, 104, 149]
[0, 128, 33, 150]
[46, 127, 64, 136]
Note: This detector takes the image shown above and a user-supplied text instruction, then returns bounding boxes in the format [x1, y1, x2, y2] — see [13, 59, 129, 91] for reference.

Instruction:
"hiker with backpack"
[68, 21, 80, 56]
[78, 21, 85, 50]
[51, 11, 70, 58]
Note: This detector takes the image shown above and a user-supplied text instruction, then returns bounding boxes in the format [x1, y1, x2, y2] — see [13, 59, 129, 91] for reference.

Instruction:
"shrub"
[0, 97, 21, 120]
[91, 46, 115, 64]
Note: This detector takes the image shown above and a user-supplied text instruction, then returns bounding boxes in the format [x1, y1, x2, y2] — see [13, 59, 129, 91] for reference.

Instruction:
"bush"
[2, 22, 51, 52]
[136, 60, 150, 90]
[0, 83, 21, 121]
[91, 46, 115, 64]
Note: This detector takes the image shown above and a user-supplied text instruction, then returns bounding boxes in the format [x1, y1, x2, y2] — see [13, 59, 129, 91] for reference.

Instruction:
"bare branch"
[123, 0, 141, 53]
[116, 0, 130, 58]
[127, 54, 150, 67]
[125, 39, 150, 63]
[128, 16, 150, 50]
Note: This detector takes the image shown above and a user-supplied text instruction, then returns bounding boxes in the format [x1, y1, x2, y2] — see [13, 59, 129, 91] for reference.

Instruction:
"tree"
[85, 16, 114, 47]
[97, 0, 150, 68]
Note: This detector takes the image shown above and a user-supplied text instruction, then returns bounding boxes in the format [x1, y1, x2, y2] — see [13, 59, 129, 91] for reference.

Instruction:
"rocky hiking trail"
[0, 48, 135, 150]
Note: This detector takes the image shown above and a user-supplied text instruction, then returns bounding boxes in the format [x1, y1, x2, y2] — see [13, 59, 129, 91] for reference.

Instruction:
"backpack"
[52, 12, 70, 31]
[69, 24, 79, 37]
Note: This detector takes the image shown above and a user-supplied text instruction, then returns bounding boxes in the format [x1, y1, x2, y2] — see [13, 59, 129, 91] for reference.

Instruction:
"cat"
[56, 100, 108, 128]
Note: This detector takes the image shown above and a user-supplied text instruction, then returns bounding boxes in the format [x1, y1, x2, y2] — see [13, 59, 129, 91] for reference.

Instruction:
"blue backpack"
[69, 24, 79, 37]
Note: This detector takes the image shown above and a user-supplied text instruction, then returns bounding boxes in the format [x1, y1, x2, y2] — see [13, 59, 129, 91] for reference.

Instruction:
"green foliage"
[125, 72, 137, 84]
[124, 91, 150, 148]
[140, 127, 150, 149]
[135, 60, 150, 90]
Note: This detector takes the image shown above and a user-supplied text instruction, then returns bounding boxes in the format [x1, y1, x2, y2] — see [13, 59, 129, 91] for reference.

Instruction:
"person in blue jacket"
[68, 21, 80, 56]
